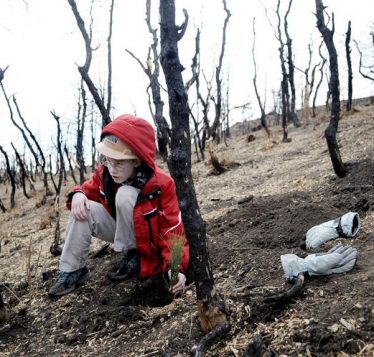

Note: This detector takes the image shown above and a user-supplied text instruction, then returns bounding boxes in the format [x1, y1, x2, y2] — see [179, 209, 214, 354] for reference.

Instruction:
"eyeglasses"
[101, 157, 132, 170]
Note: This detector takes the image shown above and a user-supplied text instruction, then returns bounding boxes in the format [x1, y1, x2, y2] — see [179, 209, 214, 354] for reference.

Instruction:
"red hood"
[101, 114, 156, 171]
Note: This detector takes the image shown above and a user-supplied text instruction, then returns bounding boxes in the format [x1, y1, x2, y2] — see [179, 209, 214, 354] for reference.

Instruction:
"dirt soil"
[0, 106, 373, 356]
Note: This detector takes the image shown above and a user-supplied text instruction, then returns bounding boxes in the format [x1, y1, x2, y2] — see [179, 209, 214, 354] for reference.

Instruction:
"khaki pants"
[59, 185, 139, 272]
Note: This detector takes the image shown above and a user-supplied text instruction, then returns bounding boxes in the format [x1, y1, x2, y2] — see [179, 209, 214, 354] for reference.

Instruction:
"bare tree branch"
[354, 40, 374, 81]
[176, 9, 189, 41]
[67, 0, 110, 127]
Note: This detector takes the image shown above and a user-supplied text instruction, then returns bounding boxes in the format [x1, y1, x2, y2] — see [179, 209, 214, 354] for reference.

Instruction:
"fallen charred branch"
[233, 273, 305, 303]
[262, 273, 305, 303]
[191, 321, 230, 357]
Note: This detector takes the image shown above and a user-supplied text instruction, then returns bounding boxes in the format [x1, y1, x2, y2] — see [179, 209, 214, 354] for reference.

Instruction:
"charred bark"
[211, 0, 231, 143]
[252, 18, 271, 138]
[284, 0, 300, 127]
[316, 0, 346, 177]
[325, 71, 331, 112]
[276, 0, 290, 142]
[90, 101, 97, 170]
[190, 322, 230, 356]
[189, 108, 205, 162]
[64, 145, 78, 184]
[0, 145, 16, 209]
[50, 111, 65, 256]
[11, 143, 30, 199]
[262, 273, 305, 303]
[198, 72, 213, 152]
[312, 41, 326, 117]
[0, 65, 9, 82]
[76, 81, 87, 184]
[159, 0, 228, 334]
[345, 21, 353, 111]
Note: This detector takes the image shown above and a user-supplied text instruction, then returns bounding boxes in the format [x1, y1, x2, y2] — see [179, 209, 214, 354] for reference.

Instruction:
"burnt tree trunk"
[90, 102, 97, 170]
[211, 0, 231, 143]
[345, 20, 353, 111]
[284, 0, 300, 127]
[50, 111, 65, 256]
[276, 0, 290, 142]
[252, 18, 271, 138]
[312, 41, 326, 118]
[11, 143, 30, 199]
[316, 0, 346, 177]
[64, 145, 78, 184]
[0, 145, 16, 209]
[159, 0, 228, 332]
[76, 81, 87, 184]
[197, 71, 213, 153]
[189, 108, 205, 162]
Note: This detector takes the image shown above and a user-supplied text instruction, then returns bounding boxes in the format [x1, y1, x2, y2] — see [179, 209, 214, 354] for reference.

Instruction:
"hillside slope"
[0, 106, 373, 356]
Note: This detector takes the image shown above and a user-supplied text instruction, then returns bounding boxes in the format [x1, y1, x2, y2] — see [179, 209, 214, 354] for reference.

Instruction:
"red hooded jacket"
[67, 114, 189, 279]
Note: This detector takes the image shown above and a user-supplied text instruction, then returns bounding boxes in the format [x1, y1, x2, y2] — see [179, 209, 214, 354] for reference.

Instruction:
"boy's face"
[103, 157, 140, 183]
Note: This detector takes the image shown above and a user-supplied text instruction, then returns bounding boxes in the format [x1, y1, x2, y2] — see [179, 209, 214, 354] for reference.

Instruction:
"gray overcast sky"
[0, 0, 373, 154]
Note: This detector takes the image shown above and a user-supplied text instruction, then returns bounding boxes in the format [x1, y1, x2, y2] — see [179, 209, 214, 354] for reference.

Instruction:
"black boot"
[107, 249, 140, 281]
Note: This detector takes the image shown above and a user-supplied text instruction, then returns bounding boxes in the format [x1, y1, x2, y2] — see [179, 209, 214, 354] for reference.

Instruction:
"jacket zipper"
[144, 208, 158, 251]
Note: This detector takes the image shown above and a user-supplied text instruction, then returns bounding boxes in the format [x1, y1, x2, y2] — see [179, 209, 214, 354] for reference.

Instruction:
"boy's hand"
[168, 271, 186, 294]
[71, 192, 90, 221]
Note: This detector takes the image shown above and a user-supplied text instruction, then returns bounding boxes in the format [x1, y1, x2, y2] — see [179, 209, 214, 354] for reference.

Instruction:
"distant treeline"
[231, 95, 374, 137]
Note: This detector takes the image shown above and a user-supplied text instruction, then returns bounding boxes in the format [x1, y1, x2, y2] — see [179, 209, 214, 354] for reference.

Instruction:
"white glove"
[281, 244, 358, 279]
[306, 212, 360, 249]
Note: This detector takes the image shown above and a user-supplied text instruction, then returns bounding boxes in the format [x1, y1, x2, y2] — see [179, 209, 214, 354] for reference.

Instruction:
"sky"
[0, 0, 373, 158]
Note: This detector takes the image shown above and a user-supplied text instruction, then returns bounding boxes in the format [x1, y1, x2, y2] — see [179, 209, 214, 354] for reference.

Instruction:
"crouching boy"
[49, 114, 189, 297]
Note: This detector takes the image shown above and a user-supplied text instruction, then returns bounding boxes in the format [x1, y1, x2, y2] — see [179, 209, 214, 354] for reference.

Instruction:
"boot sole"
[107, 273, 131, 281]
